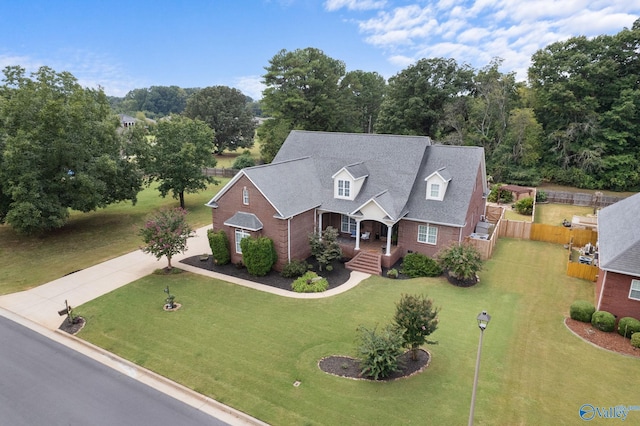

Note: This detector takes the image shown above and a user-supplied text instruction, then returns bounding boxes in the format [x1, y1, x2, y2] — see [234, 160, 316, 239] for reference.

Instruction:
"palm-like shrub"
[357, 324, 405, 380]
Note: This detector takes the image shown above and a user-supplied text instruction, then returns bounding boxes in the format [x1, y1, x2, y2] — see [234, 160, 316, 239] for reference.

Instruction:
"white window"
[341, 215, 357, 234]
[338, 179, 350, 198]
[242, 187, 249, 205]
[629, 279, 640, 301]
[235, 229, 250, 253]
[417, 224, 437, 245]
[430, 183, 440, 198]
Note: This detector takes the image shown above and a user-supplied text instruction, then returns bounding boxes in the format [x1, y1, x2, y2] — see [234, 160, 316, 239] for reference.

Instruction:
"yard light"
[469, 310, 491, 426]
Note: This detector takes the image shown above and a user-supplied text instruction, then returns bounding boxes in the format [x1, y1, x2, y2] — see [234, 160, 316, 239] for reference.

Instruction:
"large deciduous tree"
[136, 116, 217, 208]
[262, 47, 347, 131]
[184, 85, 256, 154]
[528, 19, 640, 190]
[339, 70, 386, 133]
[0, 66, 143, 234]
[375, 58, 474, 138]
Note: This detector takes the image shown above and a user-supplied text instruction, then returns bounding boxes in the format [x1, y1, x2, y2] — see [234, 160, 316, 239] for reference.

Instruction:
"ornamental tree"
[308, 226, 342, 271]
[393, 294, 440, 361]
[139, 208, 194, 270]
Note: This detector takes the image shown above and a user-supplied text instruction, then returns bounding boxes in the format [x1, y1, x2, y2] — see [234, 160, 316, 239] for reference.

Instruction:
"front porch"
[338, 236, 402, 272]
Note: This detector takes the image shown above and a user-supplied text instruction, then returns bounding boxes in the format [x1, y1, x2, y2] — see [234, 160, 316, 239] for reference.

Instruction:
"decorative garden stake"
[164, 286, 175, 309]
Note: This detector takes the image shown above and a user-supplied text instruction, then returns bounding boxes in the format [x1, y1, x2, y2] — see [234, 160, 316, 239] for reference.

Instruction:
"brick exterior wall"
[211, 174, 314, 271]
[597, 271, 640, 319]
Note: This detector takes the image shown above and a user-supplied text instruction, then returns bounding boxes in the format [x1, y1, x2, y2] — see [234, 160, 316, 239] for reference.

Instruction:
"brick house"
[206, 130, 488, 275]
[595, 192, 640, 319]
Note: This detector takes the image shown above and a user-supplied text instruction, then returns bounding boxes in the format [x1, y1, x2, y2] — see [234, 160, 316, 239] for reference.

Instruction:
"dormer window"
[332, 163, 368, 201]
[242, 187, 249, 205]
[429, 183, 440, 198]
[338, 179, 350, 198]
[425, 167, 451, 201]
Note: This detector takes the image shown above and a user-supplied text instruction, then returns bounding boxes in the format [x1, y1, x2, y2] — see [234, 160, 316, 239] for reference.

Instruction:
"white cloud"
[234, 75, 265, 100]
[324, 0, 387, 12]
[347, 0, 639, 81]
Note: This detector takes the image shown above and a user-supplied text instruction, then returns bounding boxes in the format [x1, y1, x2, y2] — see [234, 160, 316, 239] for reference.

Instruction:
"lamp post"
[468, 310, 491, 426]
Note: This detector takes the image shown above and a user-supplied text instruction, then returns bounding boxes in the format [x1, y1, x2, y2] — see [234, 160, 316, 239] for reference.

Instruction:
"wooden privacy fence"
[566, 262, 599, 281]
[543, 190, 624, 207]
[497, 221, 598, 247]
[203, 167, 239, 178]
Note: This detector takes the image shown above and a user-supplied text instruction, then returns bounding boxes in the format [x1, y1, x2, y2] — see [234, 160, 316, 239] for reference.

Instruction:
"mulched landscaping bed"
[565, 317, 640, 358]
[319, 349, 430, 381]
[180, 256, 353, 292]
[58, 317, 85, 335]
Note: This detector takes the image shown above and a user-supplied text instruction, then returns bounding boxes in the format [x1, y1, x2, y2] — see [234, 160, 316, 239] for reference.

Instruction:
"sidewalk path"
[0, 224, 368, 426]
[0, 225, 368, 329]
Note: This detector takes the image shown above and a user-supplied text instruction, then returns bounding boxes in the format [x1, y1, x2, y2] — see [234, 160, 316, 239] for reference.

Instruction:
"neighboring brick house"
[206, 130, 488, 274]
[595, 192, 640, 319]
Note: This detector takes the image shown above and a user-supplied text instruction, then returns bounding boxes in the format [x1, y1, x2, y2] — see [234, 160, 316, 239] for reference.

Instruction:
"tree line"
[1, 19, 637, 234]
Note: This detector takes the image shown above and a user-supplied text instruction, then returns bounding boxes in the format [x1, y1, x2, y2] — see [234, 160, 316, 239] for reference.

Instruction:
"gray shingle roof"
[223, 212, 264, 231]
[597, 192, 640, 277]
[209, 130, 485, 226]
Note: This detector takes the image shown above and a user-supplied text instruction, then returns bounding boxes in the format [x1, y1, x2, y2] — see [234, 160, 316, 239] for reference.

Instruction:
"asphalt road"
[0, 316, 228, 426]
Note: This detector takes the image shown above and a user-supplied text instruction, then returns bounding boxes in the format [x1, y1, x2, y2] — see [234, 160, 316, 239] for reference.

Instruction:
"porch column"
[355, 220, 361, 250]
[385, 224, 392, 256]
[318, 212, 323, 240]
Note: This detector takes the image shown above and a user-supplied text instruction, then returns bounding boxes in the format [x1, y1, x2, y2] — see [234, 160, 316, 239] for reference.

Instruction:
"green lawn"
[0, 180, 228, 294]
[534, 203, 594, 226]
[77, 239, 638, 425]
[214, 143, 262, 168]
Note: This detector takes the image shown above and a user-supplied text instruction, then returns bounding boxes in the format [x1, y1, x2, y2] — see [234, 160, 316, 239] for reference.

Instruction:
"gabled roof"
[208, 130, 485, 227]
[404, 145, 485, 226]
[224, 212, 263, 231]
[597, 192, 640, 277]
[208, 157, 323, 219]
[426, 167, 452, 183]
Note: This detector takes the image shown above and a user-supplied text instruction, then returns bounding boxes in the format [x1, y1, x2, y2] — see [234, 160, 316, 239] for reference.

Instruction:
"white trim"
[417, 224, 437, 245]
[234, 229, 250, 254]
[629, 279, 640, 301]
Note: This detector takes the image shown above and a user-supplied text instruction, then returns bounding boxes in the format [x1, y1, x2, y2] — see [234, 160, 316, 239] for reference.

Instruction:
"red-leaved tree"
[139, 208, 194, 270]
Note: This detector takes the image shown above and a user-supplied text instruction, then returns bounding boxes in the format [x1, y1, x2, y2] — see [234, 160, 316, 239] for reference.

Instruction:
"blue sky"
[1, 1, 638, 100]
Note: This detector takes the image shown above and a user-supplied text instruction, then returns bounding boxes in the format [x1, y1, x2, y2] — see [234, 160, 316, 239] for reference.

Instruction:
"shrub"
[232, 151, 256, 169]
[617, 317, 640, 338]
[569, 300, 596, 323]
[487, 185, 513, 203]
[400, 253, 442, 278]
[291, 271, 328, 293]
[535, 190, 548, 203]
[357, 324, 405, 380]
[437, 243, 482, 282]
[281, 259, 310, 278]
[386, 268, 399, 279]
[240, 236, 277, 276]
[591, 311, 616, 332]
[631, 332, 640, 348]
[514, 197, 534, 215]
[207, 229, 230, 265]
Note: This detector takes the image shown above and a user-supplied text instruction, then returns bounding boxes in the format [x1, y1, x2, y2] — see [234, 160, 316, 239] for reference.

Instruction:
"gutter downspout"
[287, 217, 291, 263]
[596, 270, 607, 310]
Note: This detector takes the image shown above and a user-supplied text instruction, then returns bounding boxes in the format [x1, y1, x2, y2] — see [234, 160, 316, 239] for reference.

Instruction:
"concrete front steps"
[345, 251, 382, 275]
